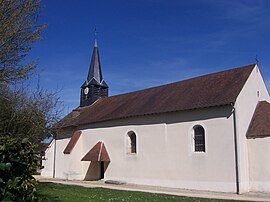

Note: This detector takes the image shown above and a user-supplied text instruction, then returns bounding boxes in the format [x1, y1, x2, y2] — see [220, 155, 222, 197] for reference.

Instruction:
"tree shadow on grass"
[37, 182, 61, 202]
[37, 195, 60, 202]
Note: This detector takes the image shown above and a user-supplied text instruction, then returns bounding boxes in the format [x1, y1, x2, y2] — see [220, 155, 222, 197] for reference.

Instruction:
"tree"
[0, 0, 46, 83]
[0, 136, 40, 201]
[0, 83, 62, 142]
[0, 0, 60, 142]
[0, 0, 62, 200]
[0, 70, 62, 202]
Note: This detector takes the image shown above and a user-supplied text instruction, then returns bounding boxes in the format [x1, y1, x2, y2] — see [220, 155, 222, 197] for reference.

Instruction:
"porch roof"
[246, 101, 270, 138]
[81, 141, 110, 162]
[63, 131, 82, 154]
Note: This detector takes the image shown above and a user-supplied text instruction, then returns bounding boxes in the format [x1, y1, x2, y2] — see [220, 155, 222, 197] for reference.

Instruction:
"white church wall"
[234, 65, 270, 193]
[41, 131, 85, 180]
[77, 105, 236, 192]
[55, 135, 86, 180]
[53, 138, 70, 179]
[41, 140, 55, 178]
[248, 137, 270, 192]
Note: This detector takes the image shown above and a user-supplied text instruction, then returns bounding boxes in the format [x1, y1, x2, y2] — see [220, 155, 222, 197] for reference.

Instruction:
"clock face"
[84, 87, 89, 95]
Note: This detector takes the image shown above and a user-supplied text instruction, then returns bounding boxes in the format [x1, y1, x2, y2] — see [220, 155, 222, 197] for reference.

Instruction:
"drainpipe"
[53, 137, 56, 178]
[231, 103, 240, 194]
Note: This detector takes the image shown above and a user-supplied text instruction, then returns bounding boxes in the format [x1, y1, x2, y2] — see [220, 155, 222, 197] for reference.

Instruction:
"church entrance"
[83, 161, 109, 180]
[81, 141, 110, 181]
[100, 161, 104, 179]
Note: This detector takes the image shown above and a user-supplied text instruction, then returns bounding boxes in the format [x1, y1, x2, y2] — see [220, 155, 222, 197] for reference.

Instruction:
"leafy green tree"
[0, 0, 62, 201]
[0, 136, 40, 201]
[0, 0, 46, 83]
[0, 77, 62, 201]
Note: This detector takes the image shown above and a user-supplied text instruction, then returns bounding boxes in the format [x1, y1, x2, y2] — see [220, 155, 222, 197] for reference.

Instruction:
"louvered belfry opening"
[93, 85, 100, 97]
[194, 125, 205, 152]
[100, 87, 108, 97]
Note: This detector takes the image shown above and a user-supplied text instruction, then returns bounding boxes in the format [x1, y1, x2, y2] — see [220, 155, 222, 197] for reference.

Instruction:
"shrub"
[0, 135, 40, 201]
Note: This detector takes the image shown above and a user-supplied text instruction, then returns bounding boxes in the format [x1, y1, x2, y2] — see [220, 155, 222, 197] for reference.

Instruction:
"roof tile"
[246, 101, 270, 138]
[59, 64, 255, 128]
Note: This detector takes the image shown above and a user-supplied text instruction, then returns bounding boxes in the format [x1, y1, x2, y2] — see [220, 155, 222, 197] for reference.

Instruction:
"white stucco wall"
[234, 65, 270, 193]
[57, 106, 236, 193]
[41, 131, 85, 180]
[41, 140, 55, 178]
[248, 137, 270, 192]
[42, 107, 236, 192]
[42, 106, 236, 192]
[54, 135, 86, 180]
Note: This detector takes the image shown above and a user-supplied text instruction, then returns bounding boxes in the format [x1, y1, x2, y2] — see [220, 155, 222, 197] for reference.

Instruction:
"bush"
[0, 135, 40, 201]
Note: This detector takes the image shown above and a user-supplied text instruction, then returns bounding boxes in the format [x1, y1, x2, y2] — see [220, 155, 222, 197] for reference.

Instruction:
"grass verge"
[37, 182, 239, 202]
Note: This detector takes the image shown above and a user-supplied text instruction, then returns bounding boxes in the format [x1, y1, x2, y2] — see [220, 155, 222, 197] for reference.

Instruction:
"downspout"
[231, 103, 240, 194]
[53, 137, 56, 178]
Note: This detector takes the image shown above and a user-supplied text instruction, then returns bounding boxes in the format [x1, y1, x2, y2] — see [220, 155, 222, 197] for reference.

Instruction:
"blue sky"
[29, 0, 270, 114]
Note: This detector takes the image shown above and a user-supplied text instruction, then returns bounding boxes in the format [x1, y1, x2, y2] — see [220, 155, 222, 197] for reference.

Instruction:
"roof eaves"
[77, 103, 233, 127]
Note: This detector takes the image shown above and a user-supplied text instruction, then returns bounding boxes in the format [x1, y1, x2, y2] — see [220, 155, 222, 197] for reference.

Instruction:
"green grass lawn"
[37, 182, 238, 202]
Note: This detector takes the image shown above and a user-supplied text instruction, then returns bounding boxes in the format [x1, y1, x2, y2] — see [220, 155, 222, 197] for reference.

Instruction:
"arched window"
[193, 125, 205, 152]
[127, 131, 137, 154]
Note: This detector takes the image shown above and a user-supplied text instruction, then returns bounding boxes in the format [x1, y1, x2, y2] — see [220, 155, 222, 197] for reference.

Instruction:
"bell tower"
[80, 33, 108, 107]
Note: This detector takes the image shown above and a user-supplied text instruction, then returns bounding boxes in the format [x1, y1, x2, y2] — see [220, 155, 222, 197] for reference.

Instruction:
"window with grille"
[194, 125, 205, 152]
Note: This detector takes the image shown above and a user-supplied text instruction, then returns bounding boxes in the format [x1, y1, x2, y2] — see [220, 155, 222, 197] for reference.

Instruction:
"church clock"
[84, 87, 89, 95]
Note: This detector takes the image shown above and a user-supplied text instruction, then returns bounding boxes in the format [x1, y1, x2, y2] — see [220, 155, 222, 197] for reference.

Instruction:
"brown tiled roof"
[59, 64, 255, 128]
[81, 142, 110, 162]
[246, 101, 270, 138]
[56, 108, 88, 129]
[39, 143, 50, 156]
[63, 131, 82, 154]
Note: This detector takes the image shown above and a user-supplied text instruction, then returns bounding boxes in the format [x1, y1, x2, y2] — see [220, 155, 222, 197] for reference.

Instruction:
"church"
[41, 36, 270, 194]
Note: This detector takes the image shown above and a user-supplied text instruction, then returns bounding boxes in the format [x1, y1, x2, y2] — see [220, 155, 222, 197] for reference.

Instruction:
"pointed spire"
[86, 28, 103, 84]
[80, 30, 109, 107]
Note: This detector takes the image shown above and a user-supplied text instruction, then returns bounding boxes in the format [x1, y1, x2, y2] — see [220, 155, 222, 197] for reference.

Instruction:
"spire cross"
[94, 26, 98, 47]
[94, 26, 97, 37]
